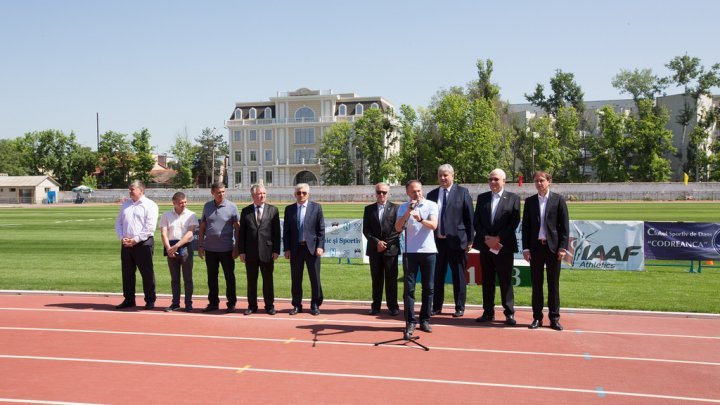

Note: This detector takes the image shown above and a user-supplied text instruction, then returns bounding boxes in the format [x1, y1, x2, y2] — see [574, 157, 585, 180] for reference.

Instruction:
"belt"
[538, 239, 547, 245]
[299, 241, 307, 246]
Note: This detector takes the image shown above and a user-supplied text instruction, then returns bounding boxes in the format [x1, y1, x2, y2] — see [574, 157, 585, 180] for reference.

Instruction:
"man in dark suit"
[362, 182, 400, 316]
[427, 164, 474, 317]
[283, 183, 325, 316]
[522, 171, 569, 331]
[473, 168, 521, 326]
[238, 184, 281, 315]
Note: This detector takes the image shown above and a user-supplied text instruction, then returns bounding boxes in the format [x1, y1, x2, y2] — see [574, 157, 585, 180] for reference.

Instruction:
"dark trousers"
[480, 250, 515, 317]
[167, 250, 193, 306]
[433, 239, 467, 312]
[290, 246, 323, 309]
[245, 259, 275, 310]
[403, 253, 436, 325]
[120, 238, 156, 304]
[530, 244, 561, 322]
[205, 250, 236, 307]
[368, 254, 399, 311]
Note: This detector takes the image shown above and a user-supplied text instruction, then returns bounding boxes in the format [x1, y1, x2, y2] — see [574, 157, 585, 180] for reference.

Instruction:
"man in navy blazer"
[473, 168, 521, 325]
[362, 182, 400, 316]
[427, 164, 474, 317]
[522, 171, 569, 331]
[238, 184, 281, 315]
[283, 183, 325, 316]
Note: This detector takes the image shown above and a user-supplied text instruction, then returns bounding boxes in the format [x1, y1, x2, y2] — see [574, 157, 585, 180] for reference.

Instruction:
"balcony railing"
[226, 116, 359, 126]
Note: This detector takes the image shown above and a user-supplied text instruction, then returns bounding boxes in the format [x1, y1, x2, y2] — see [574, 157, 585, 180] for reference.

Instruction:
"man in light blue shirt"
[395, 180, 438, 338]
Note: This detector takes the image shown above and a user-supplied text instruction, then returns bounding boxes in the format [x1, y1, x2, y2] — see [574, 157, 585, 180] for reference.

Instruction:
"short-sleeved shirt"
[200, 199, 239, 252]
[397, 199, 439, 253]
[160, 208, 199, 241]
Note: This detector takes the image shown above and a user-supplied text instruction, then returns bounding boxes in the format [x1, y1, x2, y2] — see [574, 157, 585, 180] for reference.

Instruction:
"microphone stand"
[374, 201, 429, 351]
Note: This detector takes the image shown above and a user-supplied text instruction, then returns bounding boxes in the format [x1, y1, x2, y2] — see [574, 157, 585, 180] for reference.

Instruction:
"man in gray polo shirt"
[198, 182, 240, 313]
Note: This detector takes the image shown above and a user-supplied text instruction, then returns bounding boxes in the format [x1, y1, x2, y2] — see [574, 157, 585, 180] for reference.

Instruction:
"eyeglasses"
[375, 190, 388, 195]
[488, 177, 501, 182]
[295, 191, 308, 196]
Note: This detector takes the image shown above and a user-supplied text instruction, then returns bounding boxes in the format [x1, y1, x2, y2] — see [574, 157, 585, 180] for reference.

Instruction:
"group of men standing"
[113, 165, 569, 336]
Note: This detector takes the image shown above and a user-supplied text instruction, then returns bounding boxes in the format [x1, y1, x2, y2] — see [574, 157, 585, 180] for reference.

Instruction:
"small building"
[0, 175, 61, 204]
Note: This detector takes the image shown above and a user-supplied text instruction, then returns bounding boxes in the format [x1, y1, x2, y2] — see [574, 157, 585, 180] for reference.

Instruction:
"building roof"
[0, 175, 61, 187]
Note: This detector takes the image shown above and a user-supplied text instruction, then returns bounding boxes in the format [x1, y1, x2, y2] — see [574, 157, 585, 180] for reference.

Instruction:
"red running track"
[0, 292, 719, 404]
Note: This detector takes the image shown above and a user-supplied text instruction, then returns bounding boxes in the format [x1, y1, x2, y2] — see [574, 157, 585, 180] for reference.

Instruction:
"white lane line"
[1, 306, 719, 340]
[2, 326, 718, 367]
[0, 354, 718, 403]
[0, 398, 102, 404]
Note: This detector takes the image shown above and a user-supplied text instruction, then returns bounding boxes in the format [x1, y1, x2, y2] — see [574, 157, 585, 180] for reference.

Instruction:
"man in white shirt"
[160, 192, 199, 312]
[394, 180, 438, 338]
[114, 180, 159, 310]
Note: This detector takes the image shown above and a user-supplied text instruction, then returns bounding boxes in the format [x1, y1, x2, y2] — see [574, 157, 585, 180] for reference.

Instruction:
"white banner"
[281, 219, 363, 258]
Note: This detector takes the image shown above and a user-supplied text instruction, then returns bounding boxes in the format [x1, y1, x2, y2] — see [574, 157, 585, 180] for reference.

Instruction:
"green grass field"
[1, 202, 718, 313]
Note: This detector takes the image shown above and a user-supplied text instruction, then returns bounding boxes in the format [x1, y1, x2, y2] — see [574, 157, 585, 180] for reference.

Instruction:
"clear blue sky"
[1, 0, 718, 154]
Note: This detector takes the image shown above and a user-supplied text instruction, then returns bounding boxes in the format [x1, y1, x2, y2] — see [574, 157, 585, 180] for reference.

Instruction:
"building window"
[10, 188, 16, 192]
[265, 170, 273, 184]
[250, 171, 258, 184]
[264, 107, 272, 119]
[234, 108, 242, 120]
[264, 150, 272, 162]
[235, 172, 242, 185]
[249, 130, 257, 141]
[264, 129, 272, 141]
[294, 128, 315, 144]
[295, 149, 316, 163]
[295, 107, 315, 122]
[355, 103, 364, 115]
[233, 130, 242, 142]
[338, 104, 347, 116]
[234, 151, 242, 162]
[250, 150, 257, 162]
[370, 102, 379, 109]
[249, 108, 257, 119]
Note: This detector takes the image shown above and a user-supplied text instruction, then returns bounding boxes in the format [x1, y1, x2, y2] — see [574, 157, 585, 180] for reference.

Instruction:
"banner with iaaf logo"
[644, 221, 720, 260]
[512, 220, 645, 271]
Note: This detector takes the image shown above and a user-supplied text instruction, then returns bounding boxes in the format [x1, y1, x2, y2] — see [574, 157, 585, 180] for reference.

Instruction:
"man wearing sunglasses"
[283, 183, 325, 316]
[362, 183, 400, 316]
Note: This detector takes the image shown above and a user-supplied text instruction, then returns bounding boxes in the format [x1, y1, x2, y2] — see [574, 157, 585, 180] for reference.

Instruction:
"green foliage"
[590, 106, 633, 182]
[17, 130, 96, 189]
[353, 108, 399, 184]
[81, 173, 97, 189]
[554, 106, 582, 182]
[318, 122, 355, 185]
[524, 69, 585, 117]
[194, 127, 228, 187]
[170, 132, 198, 188]
[130, 128, 155, 185]
[98, 131, 132, 188]
[611, 68, 666, 105]
[627, 100, 675, 181]
[0, 139, 30, 175]
[173, 166, 193, 188]
[526, 116, 561, 176]
[397, 104, 421, 182]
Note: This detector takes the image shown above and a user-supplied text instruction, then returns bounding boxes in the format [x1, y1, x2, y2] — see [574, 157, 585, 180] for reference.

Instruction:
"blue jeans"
[403, 253, 436, 324]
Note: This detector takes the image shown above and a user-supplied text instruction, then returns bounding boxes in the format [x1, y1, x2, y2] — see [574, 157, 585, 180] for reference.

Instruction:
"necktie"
[440, 188, 448, 235]
[491, 193, 499, 225]
[298, 204, 304, 237]
[378, 204, 384, 222]
[256, 205, 262, 223]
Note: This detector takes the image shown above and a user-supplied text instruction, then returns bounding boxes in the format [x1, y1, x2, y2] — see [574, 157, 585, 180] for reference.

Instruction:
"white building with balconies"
[225, 88, 394, 188]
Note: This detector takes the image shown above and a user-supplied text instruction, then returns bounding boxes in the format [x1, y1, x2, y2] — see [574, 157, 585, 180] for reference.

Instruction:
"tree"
[468, 59, 500, 103]
[195, 127, 228, 187]
[554, 106, 582, 182]
[98, 131, 132, 188]
[17, 130, 97, 189]
[589, 106, 633, 182]
[525, 116, 562, 177]
[353, 107, 399, 184]
[130, 128, 155, 185]
[525, 69, 585, 117]
[170, 132, 197, 189]
[611, 68, 667, 106]
[318, 122, 355, 185]
[397, 104, 421, 182]
[0, 139, 29, 175]
[626, 100, 675, 181]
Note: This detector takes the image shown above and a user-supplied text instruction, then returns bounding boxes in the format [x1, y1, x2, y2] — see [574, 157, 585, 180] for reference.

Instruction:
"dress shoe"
[266, 308, 276, 315]
[289, 307, 302, 315]
[184, 305, 193, 312]
[504, 315, 517, 326]
[225, 305, 236, 313]
[244, 308, 258, 315]
[164, 304, 181, 312]
[144, 302, 155, 310]
[389, 309, 400, 316]
[368, 309, 380, 316]
[431, 309, 442, 316]
[528, 320, 543, 329]
[404, 323, 416, 339]
[115, 301, 135, 309]
[452, 310, 464, 318]
[311, 308, 320, 316]
[202, 305, 219, 313]
[550, 321, 564, 331]
[475, 313, 495, 323]
[419, 321, 432, 333]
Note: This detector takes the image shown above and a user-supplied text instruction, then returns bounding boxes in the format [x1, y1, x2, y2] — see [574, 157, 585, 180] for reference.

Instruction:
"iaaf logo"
[569, 222, 642, 265]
